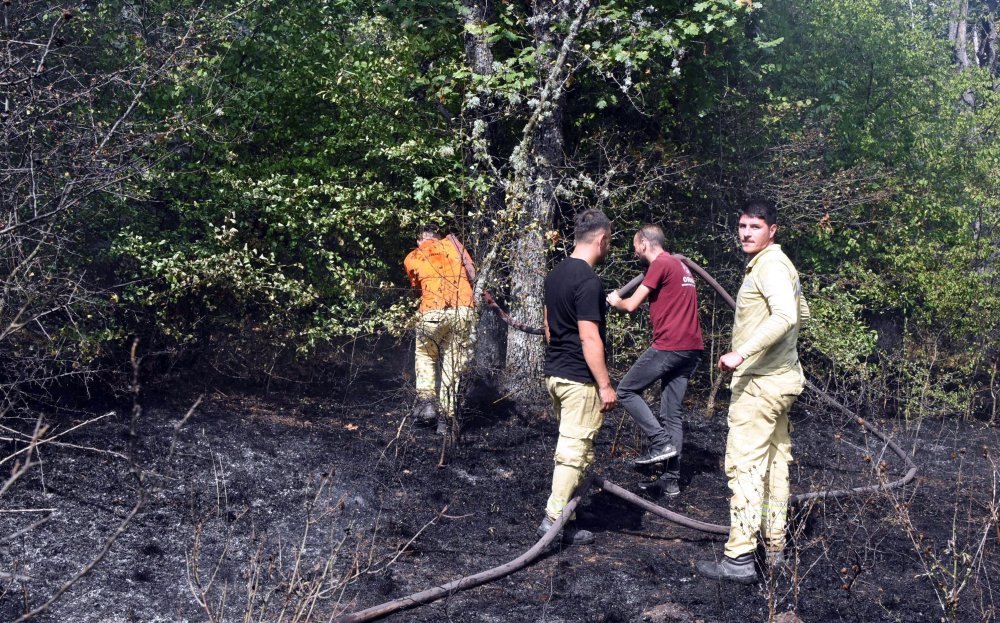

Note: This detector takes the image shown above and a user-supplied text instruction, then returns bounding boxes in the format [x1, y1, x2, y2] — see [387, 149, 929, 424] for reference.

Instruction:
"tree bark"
[953, 0, 972, 70]
[980, 4, 998, 74]
[461, 0, 508, 378]
[502, 0, 583, 398]
[951, 0, 981, 108]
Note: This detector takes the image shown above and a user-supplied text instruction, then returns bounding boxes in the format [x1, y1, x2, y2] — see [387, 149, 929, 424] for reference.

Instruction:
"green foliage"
[0, 0, 227, 404]
[803, 285, 877, 368]
[771, 0, 998, 417]
[653, 0, 999, 418]
[22, 0, 991, 413]
[114, 2, 464, 357]
[102, 0, 754, 370]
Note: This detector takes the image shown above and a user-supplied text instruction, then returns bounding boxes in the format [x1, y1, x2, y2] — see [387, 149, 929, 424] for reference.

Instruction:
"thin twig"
[373, 505, 449, 574]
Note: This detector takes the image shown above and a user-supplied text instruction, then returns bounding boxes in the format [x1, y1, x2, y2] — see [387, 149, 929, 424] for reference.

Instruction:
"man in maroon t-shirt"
[607, 224, 704, 496]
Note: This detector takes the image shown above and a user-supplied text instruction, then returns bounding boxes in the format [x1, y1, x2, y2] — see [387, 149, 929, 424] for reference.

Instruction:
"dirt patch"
[0, 367, 997, 623]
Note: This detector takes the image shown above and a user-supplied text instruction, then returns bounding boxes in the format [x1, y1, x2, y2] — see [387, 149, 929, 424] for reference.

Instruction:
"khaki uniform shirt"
[732, 244, 810, 379]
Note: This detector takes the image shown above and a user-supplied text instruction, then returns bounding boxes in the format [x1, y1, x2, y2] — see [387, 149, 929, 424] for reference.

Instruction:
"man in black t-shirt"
[536, 208, 617, 546]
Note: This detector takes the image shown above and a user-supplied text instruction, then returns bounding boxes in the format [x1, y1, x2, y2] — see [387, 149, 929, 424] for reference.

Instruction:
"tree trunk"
[501, 0, 577, 398]
[461, 0, 508, 379]
[980, 7, 998, 74]
[953, 0, 972, 70]
[950, 0, 978, 108]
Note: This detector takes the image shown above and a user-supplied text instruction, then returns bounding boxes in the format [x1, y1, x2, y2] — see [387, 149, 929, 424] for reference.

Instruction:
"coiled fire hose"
[335, 255, 918, 622]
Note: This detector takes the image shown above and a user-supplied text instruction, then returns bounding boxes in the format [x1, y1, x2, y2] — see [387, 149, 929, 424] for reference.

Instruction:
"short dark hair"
[636, 224, 665, 248]
[416, 223, 441, 239]
[574, 209, 611, 243]
[741, 200, 777, 226]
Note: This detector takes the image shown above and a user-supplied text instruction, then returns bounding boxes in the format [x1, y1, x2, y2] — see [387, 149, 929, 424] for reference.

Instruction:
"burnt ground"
[1, 354, 998, 623]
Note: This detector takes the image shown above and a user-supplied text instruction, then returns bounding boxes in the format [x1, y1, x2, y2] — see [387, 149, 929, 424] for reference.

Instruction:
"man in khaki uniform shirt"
[697, 200, 809, 584]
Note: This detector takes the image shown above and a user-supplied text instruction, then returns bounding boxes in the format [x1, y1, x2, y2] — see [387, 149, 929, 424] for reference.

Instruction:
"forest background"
[2, 0, 999, 434]
[2, 1, 1000, 621]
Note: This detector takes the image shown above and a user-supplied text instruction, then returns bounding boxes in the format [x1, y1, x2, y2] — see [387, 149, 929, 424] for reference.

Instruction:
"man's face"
[737, 214, 777, 256]
[633, 235, 650, 266]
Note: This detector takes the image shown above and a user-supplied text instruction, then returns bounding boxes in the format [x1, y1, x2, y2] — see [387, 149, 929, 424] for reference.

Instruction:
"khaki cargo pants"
[724, 368, 804, 558]
[414, 307, 476, 419]
[544, 376, 604, 521]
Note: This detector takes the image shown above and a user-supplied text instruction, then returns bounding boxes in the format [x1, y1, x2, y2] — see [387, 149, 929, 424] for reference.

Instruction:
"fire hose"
[334, 255, 918, 622]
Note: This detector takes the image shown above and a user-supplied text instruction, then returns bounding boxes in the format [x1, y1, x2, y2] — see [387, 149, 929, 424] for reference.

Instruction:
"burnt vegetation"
[1, 349, 998, 622]
[1, 0, 999, 621]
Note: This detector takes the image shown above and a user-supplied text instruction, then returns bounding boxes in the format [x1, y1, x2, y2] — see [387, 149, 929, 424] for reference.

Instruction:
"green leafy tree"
[114, 0, 468, 375]
[646, 0, 999, 418]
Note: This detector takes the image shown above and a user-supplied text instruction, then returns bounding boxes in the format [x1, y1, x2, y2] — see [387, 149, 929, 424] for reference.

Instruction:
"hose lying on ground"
[333, 477, 594, 623]
[336, 255, 918, 622]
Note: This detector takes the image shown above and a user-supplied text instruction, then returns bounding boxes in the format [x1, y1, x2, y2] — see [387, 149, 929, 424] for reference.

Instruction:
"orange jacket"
[404, 237, 475, 312]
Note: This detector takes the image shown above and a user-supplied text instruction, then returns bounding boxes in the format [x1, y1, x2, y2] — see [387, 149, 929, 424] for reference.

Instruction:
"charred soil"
[1, 360, 998, 623]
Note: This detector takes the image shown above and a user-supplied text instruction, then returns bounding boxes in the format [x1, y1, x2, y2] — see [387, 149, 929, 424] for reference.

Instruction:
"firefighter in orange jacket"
[403, 224, 476, 436]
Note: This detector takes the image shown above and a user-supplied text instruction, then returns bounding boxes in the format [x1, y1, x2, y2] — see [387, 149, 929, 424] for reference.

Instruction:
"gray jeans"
[617, 348, 701, 478]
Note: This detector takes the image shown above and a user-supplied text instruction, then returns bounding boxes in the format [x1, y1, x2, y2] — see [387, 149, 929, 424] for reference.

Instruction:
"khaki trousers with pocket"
[724, 368, 803, 558]
[544, 376, 604, 521]
[414, 307, 476, 419]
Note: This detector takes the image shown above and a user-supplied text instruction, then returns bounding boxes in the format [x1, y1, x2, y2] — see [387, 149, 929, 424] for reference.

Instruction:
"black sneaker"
[633, 443, 678, 466]
[637, 477, 680, 499]
[696, 553, 758, 584]
[660, 477, 681, 497]
[536, 517, 595, 545]
[636, 479, 662, 500]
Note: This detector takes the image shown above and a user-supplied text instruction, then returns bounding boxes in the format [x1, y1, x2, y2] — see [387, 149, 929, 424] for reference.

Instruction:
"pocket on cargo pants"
[545, 377, 604, 520]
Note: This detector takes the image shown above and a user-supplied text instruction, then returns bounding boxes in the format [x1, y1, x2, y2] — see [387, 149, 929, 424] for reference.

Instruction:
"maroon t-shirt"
[643, 253, 704, 351]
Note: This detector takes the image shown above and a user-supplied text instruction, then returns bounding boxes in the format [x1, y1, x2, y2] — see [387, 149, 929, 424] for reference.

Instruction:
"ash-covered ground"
[1, 358, 997, 623]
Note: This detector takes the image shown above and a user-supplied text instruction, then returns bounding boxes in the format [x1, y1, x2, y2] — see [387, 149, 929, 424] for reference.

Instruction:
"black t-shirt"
[543, 257, 607, 383]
